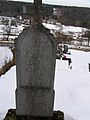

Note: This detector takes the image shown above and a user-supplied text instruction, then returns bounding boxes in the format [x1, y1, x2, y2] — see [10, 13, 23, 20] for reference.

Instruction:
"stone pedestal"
[4, 109, 64, 120]
[15, 24, 56, 117]
[16, 88, 54, 116]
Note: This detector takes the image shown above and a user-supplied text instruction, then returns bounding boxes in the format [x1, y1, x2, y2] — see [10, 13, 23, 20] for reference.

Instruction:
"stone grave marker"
[15, 0, 56, 118]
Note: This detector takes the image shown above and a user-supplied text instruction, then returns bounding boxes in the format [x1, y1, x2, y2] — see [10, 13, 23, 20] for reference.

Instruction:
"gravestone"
[15, 0, 56, 118]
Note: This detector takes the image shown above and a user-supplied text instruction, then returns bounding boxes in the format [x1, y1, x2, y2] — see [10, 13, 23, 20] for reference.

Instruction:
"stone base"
[16, 87, 54, 117]
[4, 109, 64, 120]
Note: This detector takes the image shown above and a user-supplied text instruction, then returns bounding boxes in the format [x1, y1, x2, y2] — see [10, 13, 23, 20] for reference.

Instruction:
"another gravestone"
[15, 0, 56, 118]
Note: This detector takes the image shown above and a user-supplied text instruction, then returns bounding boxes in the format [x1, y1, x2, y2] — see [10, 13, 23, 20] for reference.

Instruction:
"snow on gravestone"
[15, 24, 56, 117]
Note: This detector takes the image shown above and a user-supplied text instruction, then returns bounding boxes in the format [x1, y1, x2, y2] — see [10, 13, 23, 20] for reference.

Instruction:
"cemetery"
[0, 1, 90, 120]
[3, 0, 64, 120]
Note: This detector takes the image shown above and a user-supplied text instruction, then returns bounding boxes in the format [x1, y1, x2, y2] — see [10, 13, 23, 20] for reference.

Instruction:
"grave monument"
[15, 0, 56, 118]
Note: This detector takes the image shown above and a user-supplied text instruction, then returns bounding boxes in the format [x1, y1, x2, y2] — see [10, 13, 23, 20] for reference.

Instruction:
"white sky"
[12, 0, 90, 8]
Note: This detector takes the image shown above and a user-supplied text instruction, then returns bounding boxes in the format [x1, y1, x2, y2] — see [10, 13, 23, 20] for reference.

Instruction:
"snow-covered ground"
[0, 47, 90, 120]
[0, 15, 88, 41]
[0, 16, 25, 40]
[0, 47, 13, 68]
[43, 23, 87, 34]
[0, 24, 24, 40]
[0, 66, 16, 120]
[54, 50, 90, 120]
[0, 16, 90, 120]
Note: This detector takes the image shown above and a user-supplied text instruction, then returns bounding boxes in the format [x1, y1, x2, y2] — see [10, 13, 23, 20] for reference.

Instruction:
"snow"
[0, 19, 86, 38]
[43, 23, 59, 30]
[54, 50, 90, 120]
[0, 19, 90, 120]
[0, 15, 88, 41]
[43, 23, 87, 35]
[61, 25, 86, 33]
[0, 16, 25, 40]
[0, 47, 13, 68]
[0, 48, 90, 120]
[0, 24, 24, 38]
[0, 12, 90, 120]
[0, 66, 16, 120]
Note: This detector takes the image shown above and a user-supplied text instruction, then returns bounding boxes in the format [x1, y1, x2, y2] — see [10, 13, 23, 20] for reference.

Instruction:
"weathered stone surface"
[15, 25, 56, 89]
[15, 24, 56, 117]
[16, 88, 54, 116]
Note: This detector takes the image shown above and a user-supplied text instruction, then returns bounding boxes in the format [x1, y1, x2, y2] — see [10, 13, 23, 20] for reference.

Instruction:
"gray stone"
[15, 25, 56, 89]
[16, 87, 54, 116]
[15, 24, 56, 117]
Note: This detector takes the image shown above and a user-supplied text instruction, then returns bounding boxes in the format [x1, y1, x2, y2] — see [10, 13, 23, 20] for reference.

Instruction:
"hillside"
[0, 1, 90, 28]
[45, 4, 90, 28]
